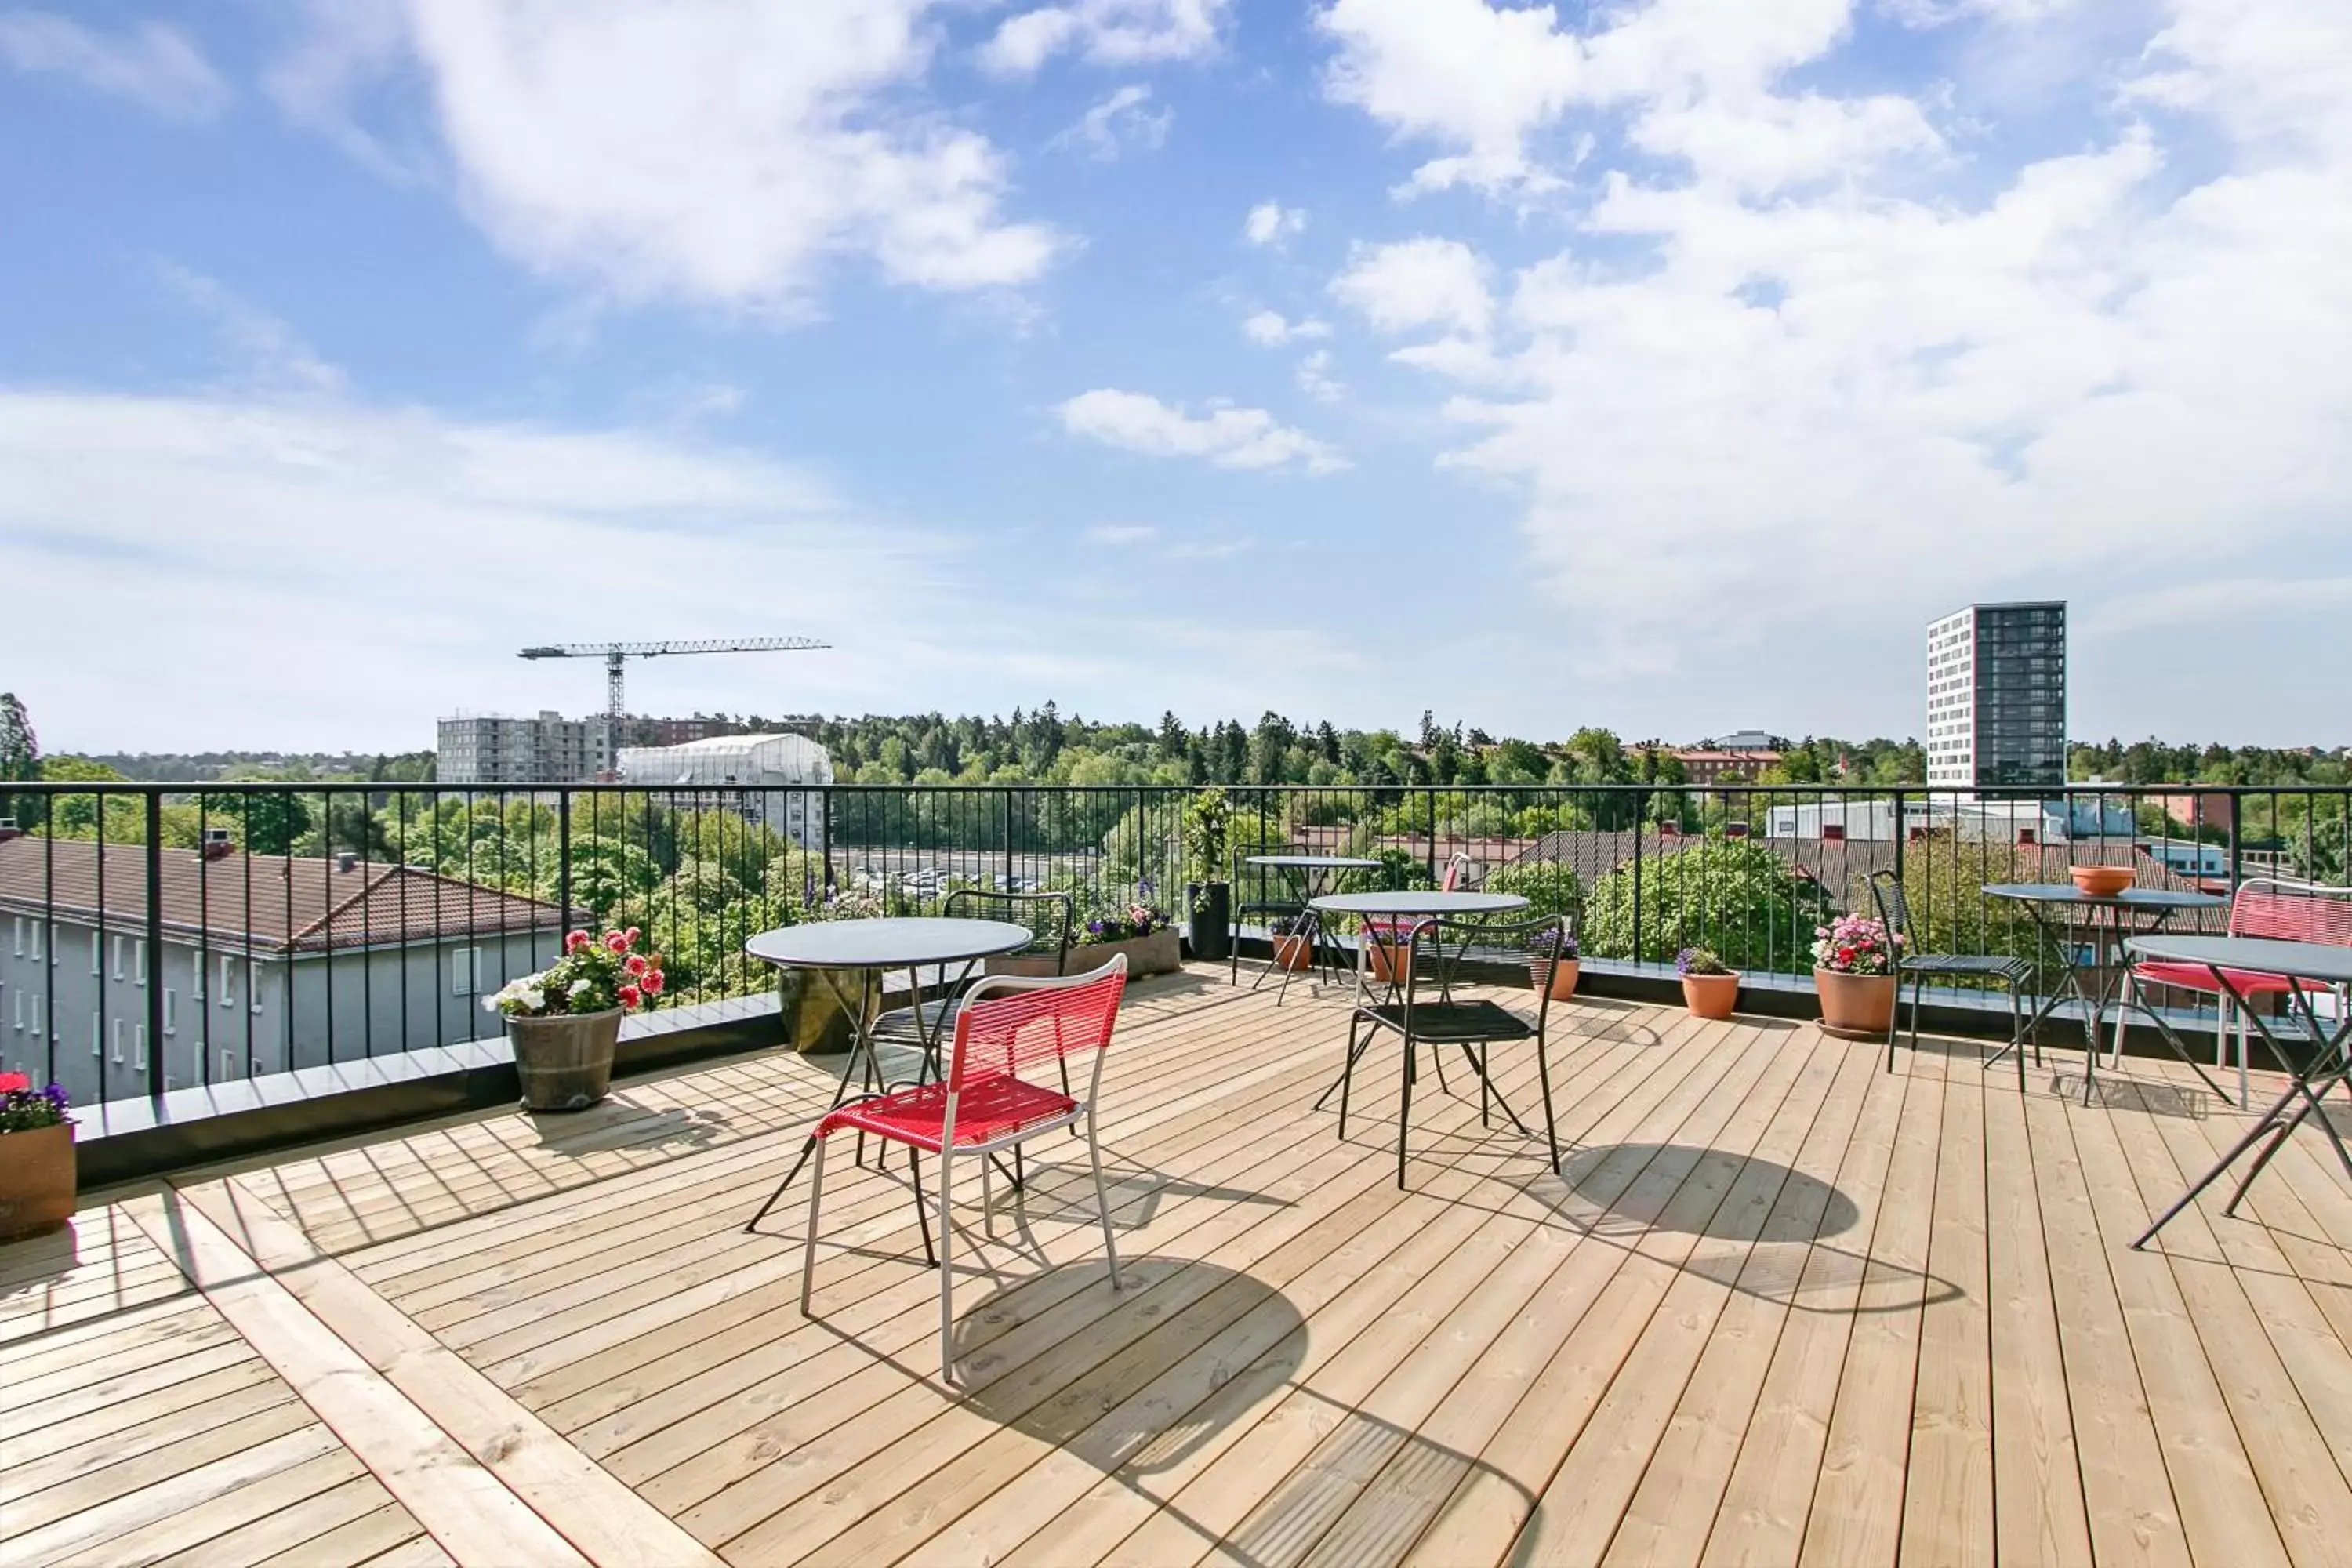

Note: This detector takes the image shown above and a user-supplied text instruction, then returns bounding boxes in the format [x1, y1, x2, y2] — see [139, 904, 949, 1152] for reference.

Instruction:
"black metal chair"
[1338, 913, 1570, 1189]
[870, 887, 1075, 1080]
[1868, 870, 2035, 1083]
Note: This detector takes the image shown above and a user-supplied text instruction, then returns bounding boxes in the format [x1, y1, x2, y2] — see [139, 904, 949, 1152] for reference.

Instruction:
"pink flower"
[622, 927, 641, 946]
[564, 930, 591, 953]
[624, 954, 650, 977]
[604, 931, 629, 953]
[617, 983, 643, 1010]
[642, 969, 665, 996]
[0, 1071, 30, 1094]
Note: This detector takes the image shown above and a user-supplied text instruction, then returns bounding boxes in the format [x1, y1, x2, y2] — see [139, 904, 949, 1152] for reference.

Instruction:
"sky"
[2, 0, 2348, 755]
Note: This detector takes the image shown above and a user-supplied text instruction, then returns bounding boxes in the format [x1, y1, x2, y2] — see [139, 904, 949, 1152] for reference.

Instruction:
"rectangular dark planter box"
[986, 927, 1182, 981]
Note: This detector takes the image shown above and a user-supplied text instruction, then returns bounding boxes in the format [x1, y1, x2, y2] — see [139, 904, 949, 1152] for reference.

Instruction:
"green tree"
[0, 691, 35, 826]
[1584, 835, 1830, 972]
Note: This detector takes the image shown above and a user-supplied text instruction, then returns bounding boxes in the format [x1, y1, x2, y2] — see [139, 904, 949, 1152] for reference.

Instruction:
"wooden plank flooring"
[4, 964, 2350, 1566]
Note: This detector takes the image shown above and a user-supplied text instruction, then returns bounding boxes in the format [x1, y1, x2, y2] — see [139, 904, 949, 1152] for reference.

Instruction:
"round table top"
[744, 917, 1033, 969]
[1247, 855, 1385, 869]
[2125, 934, 2352, 988]
[1310, 890, 1530, 916]
[1982, 884, 2224, 910]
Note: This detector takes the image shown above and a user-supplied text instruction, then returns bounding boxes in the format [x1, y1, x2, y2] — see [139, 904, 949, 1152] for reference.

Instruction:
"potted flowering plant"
[1528, 928, 1581, 1000]
[1676, 946, 1740, 1020]
[1811, 913, 1900, 1037]
[0, 1073, 74, 1240]
[486, 927, 663, 1112]
[1268, 913, 1314, 972]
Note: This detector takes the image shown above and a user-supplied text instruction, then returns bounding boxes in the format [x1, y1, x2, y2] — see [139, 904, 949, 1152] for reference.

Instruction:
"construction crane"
[517, 637, 831, 740]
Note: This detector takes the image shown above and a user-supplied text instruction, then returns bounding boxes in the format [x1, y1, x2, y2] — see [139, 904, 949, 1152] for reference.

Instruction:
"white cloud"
[1056, 84, 1173, 159]
[1057, 390, 1348, 473]
[1295, 350, 1346, 402]
[1330, 238, 1493, 338]
[1086, 523, 1160, 545]
[0, 383, 971, 749]
[981, 0, 1229, 75]
[1243, 201, 1307, 246]
[1304, 0, 2352, 681]
[1318, 0, 1940, 196]
[276, 1, 1063, 313]
[2084, 577, 2352, 637]
[1241, 309, 1332, 346]
[0, 10, 230, 122]
[158, 267, 345, 396]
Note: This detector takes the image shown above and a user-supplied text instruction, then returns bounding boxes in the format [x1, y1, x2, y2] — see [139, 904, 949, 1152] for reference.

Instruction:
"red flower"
[0, 1071, 30, 1094]
[564, 930, 591, 953]
[642, 969, 665, 996]
[617, 984, 643, 1010]
[604, 931, 629, 953]
[624, 954, 650, 978]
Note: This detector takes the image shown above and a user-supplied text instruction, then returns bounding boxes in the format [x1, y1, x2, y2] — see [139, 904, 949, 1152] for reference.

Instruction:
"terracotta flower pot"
[0, 1122, 76, 1241]
[506, 1007, 623, 1112]
[1270, 934, 1314, 972]
[1367, 938, 1412, 985]
[1682, 971, 1740, 1020]
[1815, 968, 1897, 1037]
[1533, 957, 1581, 1000]
[2070, 865, 2133, 897]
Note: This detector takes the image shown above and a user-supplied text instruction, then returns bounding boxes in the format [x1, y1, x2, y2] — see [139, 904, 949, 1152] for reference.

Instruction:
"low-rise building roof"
[0, 837, 580, 955]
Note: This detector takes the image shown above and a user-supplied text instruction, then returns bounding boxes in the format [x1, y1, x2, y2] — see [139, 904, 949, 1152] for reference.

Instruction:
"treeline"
[2068, 739, 2348, 788]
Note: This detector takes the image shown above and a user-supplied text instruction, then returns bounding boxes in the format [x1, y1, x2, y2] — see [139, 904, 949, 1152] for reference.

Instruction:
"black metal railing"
[0, 779, 2344, 1107]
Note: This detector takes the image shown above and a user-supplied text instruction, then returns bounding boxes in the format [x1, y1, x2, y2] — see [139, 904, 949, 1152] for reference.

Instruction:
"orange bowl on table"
[2069, 865, 2134, 897]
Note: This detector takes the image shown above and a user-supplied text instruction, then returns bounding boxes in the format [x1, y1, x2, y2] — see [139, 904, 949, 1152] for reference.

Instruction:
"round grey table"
[1981, 884, 2225, 1103]
[743, 917, 1031, 1227]
[1239, 855, 1385, 997]
[2123, 935, 2352, 1247]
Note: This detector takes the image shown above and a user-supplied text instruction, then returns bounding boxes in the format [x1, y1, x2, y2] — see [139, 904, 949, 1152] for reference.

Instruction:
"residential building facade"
[437, 711, 614, 785]
[1926, 601, 2067, 789]
[0, 839, 578, 1105]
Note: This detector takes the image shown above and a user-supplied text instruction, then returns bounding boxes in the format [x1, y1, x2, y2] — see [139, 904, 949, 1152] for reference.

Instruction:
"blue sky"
[4, 0, 2348, 753]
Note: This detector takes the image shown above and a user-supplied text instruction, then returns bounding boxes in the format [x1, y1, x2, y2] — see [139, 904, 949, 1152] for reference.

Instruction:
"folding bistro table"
[742, 916, 1032, 1225]
[1981, 884, 2226, 1104]
[1237, 854, 1382, 997]
[2125, 934, 2352, 1248]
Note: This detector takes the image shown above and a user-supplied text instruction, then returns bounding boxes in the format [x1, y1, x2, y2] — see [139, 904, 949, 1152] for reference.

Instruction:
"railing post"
[1632, 801, 1644, 965]
[1892, 790, 1904, 883]
[557, 791, 572, 943]
[1424, 789, 1437, 886]
[144, 791, 164, 1094]
[1004, 787, 1016, 894]
[2227, 791, 2242, 895]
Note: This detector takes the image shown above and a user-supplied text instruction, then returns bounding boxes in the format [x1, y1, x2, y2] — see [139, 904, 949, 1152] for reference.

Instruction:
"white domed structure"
[616, 733, 833, 844]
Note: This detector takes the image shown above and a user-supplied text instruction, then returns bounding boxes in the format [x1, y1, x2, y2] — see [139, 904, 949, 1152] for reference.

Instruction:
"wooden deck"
[6, 965, 2352, 1567]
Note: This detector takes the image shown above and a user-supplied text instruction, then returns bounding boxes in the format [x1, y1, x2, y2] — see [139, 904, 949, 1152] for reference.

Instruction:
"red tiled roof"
[0, 837, 579, 954]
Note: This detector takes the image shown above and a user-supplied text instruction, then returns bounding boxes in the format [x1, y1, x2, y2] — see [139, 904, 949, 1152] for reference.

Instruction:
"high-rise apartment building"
[1925, 602, 2067, 789]
[436, 712, 612, 785]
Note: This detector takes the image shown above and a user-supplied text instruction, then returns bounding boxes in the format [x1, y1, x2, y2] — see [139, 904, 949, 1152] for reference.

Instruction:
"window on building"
[250, 964, 264, 1015]
[133, 1024, 147, 1071]
[450, 948, 485, 996]
[111, 1018, 125, 1064]
[32, 923, 43, 962]
[192, 954, 205, 1001]
[221, 1049, 239, 1081]
[111, 935, 124, 981]
[135, 940, 146, 986]
[91, 1016, 101, 1058]
[30, 995, 41, 1037]
[90, 931, 101, 976]
[220, 956, 235, 1008]
[164, 989, 177, 1034]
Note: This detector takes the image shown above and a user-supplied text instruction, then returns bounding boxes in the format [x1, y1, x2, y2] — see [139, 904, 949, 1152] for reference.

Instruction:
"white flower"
[568, 978, 593, 999]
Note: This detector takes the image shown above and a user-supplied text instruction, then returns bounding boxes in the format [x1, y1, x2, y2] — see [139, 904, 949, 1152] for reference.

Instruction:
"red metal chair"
[2115, 877, 2352, 1104]
[792, 956, 1129, 1384]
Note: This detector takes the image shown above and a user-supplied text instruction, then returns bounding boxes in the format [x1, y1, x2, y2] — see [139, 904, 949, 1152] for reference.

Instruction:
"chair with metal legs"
[788, 957, 1129, 1385]
[1869, 871, 2035, 1083]
[1337, 913, 1567, 1189]
[2110, 877, 2352, 1107]
[871, 887, 1076, 1080]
